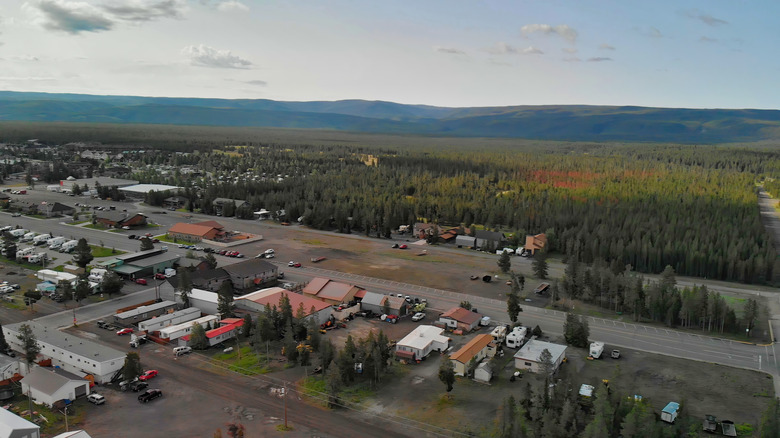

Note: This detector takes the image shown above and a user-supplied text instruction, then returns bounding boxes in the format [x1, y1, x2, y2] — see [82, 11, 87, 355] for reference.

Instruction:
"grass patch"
[275, 424, 294, 432]
[300, 376, 328, 406]
[66, 220, 89, 225]
[339, 384, 375, 406]
[83, 224, 106, 230]
[212, 346, 269, 375]
[300, 239, 326, 246]
[53, 265, 65, 272]
[0, 255, 46, 271]
[89, 245, 125, 258]
[156, 234, 179, 244]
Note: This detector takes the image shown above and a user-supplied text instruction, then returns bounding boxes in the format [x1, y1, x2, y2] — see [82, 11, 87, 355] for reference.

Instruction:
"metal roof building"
[113, 300, 178, 326]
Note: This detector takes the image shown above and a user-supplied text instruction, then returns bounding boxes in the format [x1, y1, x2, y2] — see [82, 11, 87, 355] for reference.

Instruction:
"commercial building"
[58, 177, 139, 192]
[303, 277, 363, 306]
[113, 300, 178, 326]
[221, 258, 278, 291]
[118, 184, 181, 199]
[21, 367, 90, 407]
[449, 334, 496, 376]
[179, 318, 244, 348]
[158, 315, 220, 341]
[235, 288, 332, 325]
[137, 307, 201, 332]
[3, 322, 124, 384]
[395, 325, 450, 362]
[513, 340, 567, 374]
[103, 249, 180, 279]
[438, 307, 483, 332]
[184, 288, 220, 315]
[93, 211, 147, 228]
[359, 292, 407, 316]
[167, 221, 226, 243]
[0, 407, 40, 438]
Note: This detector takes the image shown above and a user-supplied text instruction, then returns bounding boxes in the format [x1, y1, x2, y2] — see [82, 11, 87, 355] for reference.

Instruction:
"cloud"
[434, 46, 466, 55]
[182, 44, 252, 69]
[561, 47, 578, 54]
[245, 79, 267, 86]
[29, 0, 114, 34]
[599, 43, 615, 51]
[636, 26, 663, 38]
[216, 1, 248, 12]
[684, 9, 727, 26]
[587, 57, 613, 62]
[699, 36, 718, 43]
[563, 57, 581, 62]
[486, 42, 543, 55]
[521, 24, 578, 43]
[102, 0, 185, 22]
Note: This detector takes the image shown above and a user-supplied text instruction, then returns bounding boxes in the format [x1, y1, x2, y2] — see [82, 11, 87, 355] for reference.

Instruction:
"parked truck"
[505, 326, 528, 348]
[589, 342, 605, 359]
[59, 240, 79, 253]
[661, 402, 680, 424]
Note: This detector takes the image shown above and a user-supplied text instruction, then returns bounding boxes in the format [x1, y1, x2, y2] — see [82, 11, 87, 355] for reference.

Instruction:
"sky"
[0, 0, 777, 109]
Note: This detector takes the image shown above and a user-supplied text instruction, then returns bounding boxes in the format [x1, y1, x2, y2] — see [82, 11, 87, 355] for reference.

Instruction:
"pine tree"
[217, 281, 234, 319]
[190, 324, 209, 349]
[498, 251, 512, 273]
[121, 351, 143, 382]
[533, 253, 549, 279]
[16, 323, 40, 366]
[73, 238, 93, 268]
[438, 356, 455, 395]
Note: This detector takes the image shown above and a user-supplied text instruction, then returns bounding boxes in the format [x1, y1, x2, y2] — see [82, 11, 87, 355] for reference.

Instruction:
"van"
[173, 346, 192, 356]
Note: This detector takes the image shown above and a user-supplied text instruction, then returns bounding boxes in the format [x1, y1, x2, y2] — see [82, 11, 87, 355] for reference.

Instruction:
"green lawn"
[156, 234, 179, 244]
[66, 220, 90, 225]
[84, 224, 106, 230]
[90, 245, 126, 258]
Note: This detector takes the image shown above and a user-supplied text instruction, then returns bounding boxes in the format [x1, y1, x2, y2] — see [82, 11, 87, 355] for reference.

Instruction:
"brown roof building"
[303, 277, 363, 305]
[438, 307, 483, 332]
[168, 221, 226, 242]
[525, 233, 547, 255]
[449, 334, 496, 376]
[221, 258, 279, 290]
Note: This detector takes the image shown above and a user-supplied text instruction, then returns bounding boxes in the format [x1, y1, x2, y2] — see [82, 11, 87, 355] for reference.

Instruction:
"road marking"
[702, 349, 756, 360]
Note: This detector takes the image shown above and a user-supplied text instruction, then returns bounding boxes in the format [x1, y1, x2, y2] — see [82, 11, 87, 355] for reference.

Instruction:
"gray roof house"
[222, 258, 278, 290]
[475, 230, 507, 250]
[455, 235, 477, 248]
[21, 367, 90, 407]
[0, 407, 40, 438]
[359, 292, 407, 316]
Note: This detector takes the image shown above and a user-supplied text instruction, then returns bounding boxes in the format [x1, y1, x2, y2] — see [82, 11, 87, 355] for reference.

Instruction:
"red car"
[116, 328, 134, 336]
[139, 370, 158, 381]
[399, 244, 408, 249]
[154, 273, 166, 280]
[135, 278, 147, 285]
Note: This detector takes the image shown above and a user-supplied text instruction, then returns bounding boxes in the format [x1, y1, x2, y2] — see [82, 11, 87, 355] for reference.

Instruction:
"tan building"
[303, 277, 362, 305]
[449, 334, 496, 376]
[167, 221, 226, 242]
[513, 339, 567, 374]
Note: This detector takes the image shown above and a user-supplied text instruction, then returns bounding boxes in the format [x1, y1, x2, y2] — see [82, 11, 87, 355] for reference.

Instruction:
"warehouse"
[513, 340, 567, 374]
[158, 315, 220, 341]
[58, 177, 139, 192]
[109, 251, 181, 280]
[113, 300, 178, 326]
[118, 184, 182, 199]
[395, 325, 450, 362]
[359, 292, 407, 316]
[21, 367, 90, 407]
[137, 307, 201, 332]
[235, 288, 333, 325]
[184, 288, 220, 315]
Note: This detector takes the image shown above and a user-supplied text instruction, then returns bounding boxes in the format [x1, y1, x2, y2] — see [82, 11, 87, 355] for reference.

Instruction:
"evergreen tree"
[319, 339, 335, 373]
[16, 323, 40, 367]
[190, 324, 209, 349]
[100, 272, 124, 296]
[438, 356, 455, 394]
[241, 314, 252, 338]
[508, 288, 521, 324]
[498, 251, 511, 273]
[533, 253, 549, 279]
[583, 384, 613, 438]
[254, 310, 275, 344]
[122, 351, 143, 382]
[73, 238, 93, 268]
[217, 281, 234, 319]
[74, 277, 91, 302]
[177, 268, 192, 308]
[139, 237, 154, 251]
[0, 322, 8, 352]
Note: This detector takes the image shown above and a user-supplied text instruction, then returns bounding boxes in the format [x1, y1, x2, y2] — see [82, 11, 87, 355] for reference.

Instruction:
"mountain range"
[1, 91, 780, 143]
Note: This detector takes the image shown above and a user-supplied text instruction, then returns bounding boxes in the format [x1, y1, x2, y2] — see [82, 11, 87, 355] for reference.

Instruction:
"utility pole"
[59, 407, 69, 432]
[283, 381, 288, 429]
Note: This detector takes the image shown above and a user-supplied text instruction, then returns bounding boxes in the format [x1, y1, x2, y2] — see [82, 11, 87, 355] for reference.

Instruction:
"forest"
[2, 122, 779, 285]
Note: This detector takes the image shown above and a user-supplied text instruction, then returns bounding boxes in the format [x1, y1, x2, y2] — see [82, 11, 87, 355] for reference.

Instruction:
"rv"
[15, 247, 34, 259]
[505, 326, 528, 349]
[20, 232, 36, 242]
[32, 234, 50, 246]
[88, 268, 107, 282]
[589, 342, 605, 359]
[59, 240, 79, 253]
[8, 229, 28, 238]
[47, 236, 67, 250]
[27, 253, 48, 264]
[490, 326, 508, 344]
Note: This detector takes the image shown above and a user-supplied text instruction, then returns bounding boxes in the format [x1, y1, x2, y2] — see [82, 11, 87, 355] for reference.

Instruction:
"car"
[193, 246, 203, 251]
[391, 243, 399, 248]
[0, 286, 14, 294]
[203, 248, 213, 253]
[265, 253, 275, 258]
[399, 244, 408, 249]
[292, 262, 301, 268]
[288, 261, 296, 267]
[405, 295, 412, 302]
[116, 328, 134, 336]
[137, 389, 163, 403]
[4, 349, 15, 358]
[128, 235, 137, 240]
[87, 393, 106, 405]
[139, 370, 158, 381]
[178, 244, 188, 249]
[264, 249, 275, 255]
[218, 250, 227, 255]
[11, 212, 21, 217]
[278, 272, 284, 279]
[128, 380, 149, 392]
[154, 273, 167, 280]
[97, 320, 108, 329]
[412, 312, 426, 322]
[135, 278, 147, 285]
[122, 226, 131, 230]
[152, 238, 160, 243]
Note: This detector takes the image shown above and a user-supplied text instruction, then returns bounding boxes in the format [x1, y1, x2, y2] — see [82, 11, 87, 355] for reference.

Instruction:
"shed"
[113, 300, 177, 326]
[455, 235, 476, 248]
[359, 292, 407, 316]
[0, 407, 40, 438]
[21, 367, 90, 407]
[513, 339, 567, 374]
[474, 361, 493, 383]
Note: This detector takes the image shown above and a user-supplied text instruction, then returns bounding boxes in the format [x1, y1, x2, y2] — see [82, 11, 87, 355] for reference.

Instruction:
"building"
[190, 269, 231, 292]
[106, 249, 180, 279]
[212, 198, 248, 213]
[0, 354, 20, 384]
[449, 334, 496, 376]
[359, 292, 408, 316]
[58, 177, 139, 192]
[52, 431, 93, 438]
[525, 233, 547, 255]
[513, 340, 567, 374]
[395, 325, 450, 362]
[222, 258, 278, 290]
[41, 202, 75, 218]
[21, 367, 90, 407]
[303, 277, 363, 306]
[93, 211, 147, 228]
[475, 230, 507, 250]
[3, 322, 124, 383]
[455, 235, 476, 249]
[176, 257, 210, 272]
[113, 300, 178, 326]
[235, 288, 333, 325]
[118, 184, 182, 199]
[167, 221, 226, 242]
[438, 307, 482, 332]
[158, 315, 220, 341]
[179, 318, 244, 347]
[0, 407, 40, 438]
[185, 288, 220, 315]
[474, 361, 493, 383]
[138, 307, 201, 332]
[164, 195, 189, 209]
[413, 223, 440, 240]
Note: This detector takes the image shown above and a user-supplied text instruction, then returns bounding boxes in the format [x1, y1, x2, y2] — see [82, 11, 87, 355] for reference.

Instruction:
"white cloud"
[587, 57, 612, 62]
[521, 24, 578, 43]
[599, 43, 615, 51]
[434, 46, 466, 55]
[700, 36, 718, 43]
[216, 1, 248, 12]
[561, 48, 578, 54]
[684, 10, 728, 26]
[245, 79, 267, 86]
[636, 26, 663, 38]
[563, 57, 581, 62]
[182, 44, 252, 69]
[26, 0, 114, 34]
[102, 0, 186, 22]
[486, 42, 543, 55]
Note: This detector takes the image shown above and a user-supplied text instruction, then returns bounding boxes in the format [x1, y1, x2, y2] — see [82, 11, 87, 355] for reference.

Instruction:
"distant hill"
[1, 91, 779, 143]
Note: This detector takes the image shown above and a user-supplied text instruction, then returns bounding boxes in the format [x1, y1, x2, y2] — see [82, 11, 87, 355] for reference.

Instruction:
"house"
[42, 202, 76, 218]
[213, 198, 248, 212]
[222, 258, 278, 290]
[449, 334, 496, 376]
[413, 223, 440, 240]
[21, 367, 91, 407]
[475, 230, 507, 250]
[235, 288, 333, 325]
[190, 268, 231, 292]
[0, 354, 20, 383]
[438, 307, 483, 332]
[0, 407, 40, 438]
[179, 318, 244, 347]
[395, 325, 450, 362]
[164, 195, 189, 209]
[359, 292, 408, 316]
[3, 322, 124, 384]
[0, 192, 10, 203]
[113, 300, 178, 326]
[303, 277, 363, 306]
[455, 235, 476, 249]
[534, 283, 550, 294]
[93, 211, 147, 228]
[158, 315, 220, 341]
[513, 340, 567, 373]
[176, 257, 210, 271]
[525, 233, 547, 255]
[439, 229, 457, 242]
[474, 361, 493, 383]
[167, 221, 226, 242]
[138, 307, 201, 332]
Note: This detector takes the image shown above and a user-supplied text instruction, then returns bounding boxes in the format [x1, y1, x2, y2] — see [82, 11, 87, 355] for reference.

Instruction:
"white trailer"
[27, 253, 48, 264]
[158, 315, 220, 341]
[59, 240, 79, 253]
[20, 232, 36, 242]
[8, 229, 28, 238]
[88, 268, 107, 283]
[47, 236, 66, 250]
[32, 234, 50, 246]
[589, 342, 605, 359]
[506, 327, 528, 349]
[15, 247, 34, 259]
[490, 326, 508, 344]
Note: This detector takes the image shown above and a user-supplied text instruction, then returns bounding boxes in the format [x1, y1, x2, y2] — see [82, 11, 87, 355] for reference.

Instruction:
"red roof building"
[302, 277, 364, 305]
[168, 221, 226, 242]
[438, 307, 483, 332]
[235, 287, 334, 324]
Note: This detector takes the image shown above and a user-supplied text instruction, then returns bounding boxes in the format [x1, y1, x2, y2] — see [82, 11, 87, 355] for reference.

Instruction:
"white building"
[235, 288, 333, 325]
[3, 322, 124, 384]
[36, 269, 77, 285]
[138, 307, 201, 332]
[0, 407, 40, 438]
[395, 325, 450, 362]
[52, 431, 93, 438]
[158, 315, 220, 341]
[513, 339, 567, 374]
[21, 367, 90, 407]
[0, 355, 20, 382]
[184, 288, 220, 315]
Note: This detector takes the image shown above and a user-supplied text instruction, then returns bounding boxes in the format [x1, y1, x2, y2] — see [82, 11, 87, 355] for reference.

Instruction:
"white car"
[264, 249, 275, 255]
[87, 393, 106, 405]
[0, 286, 13, 294]
[411, 312, 426, 322]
